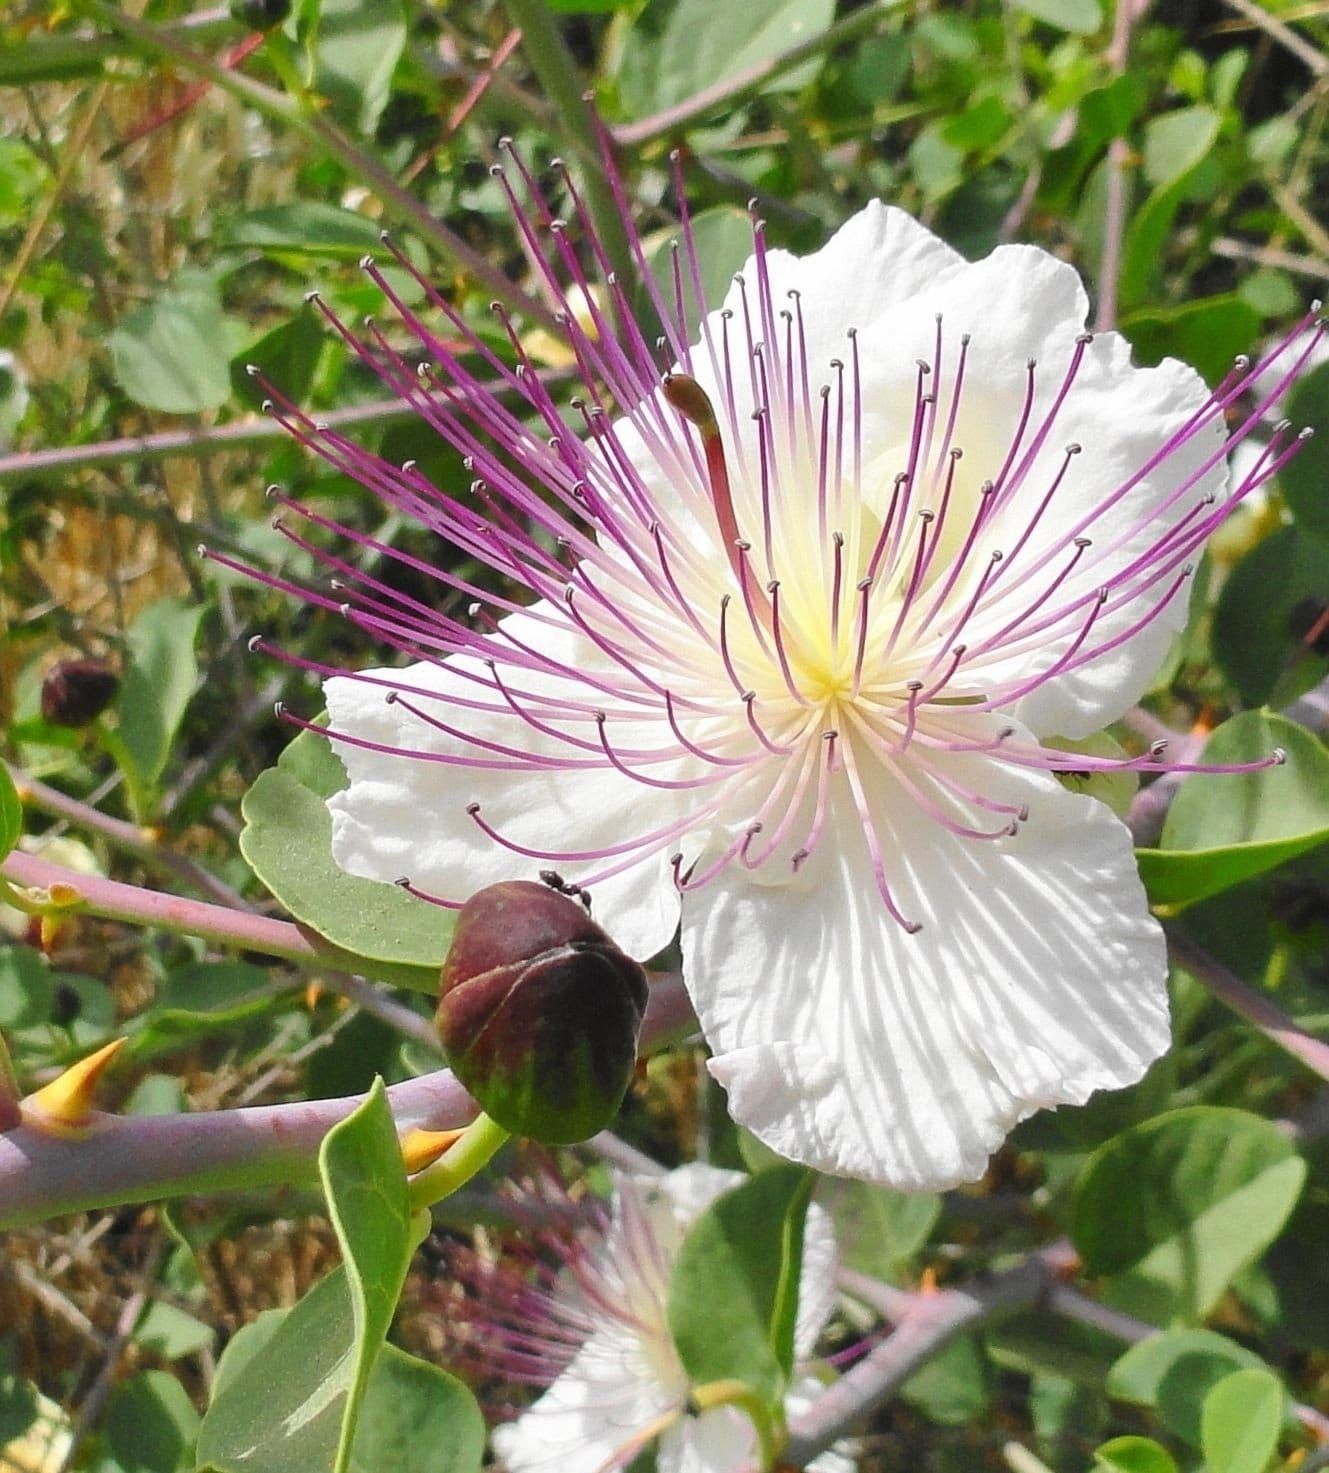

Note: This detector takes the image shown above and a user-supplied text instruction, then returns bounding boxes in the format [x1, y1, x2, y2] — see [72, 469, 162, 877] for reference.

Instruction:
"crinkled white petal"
[847, 244, 1223, 739]
[492, 1326, 682, 1473]
[683, 723, 1169, 1189]
[324, 615, 683, 963]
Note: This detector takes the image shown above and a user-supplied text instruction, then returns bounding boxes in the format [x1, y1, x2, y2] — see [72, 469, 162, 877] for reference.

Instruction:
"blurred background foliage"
[3, 0, 1329, 1469]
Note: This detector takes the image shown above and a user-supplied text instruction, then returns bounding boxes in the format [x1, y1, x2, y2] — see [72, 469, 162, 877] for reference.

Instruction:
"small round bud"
[229, 0, 290, 28]
[40, 659, 119, 729]
[436, 881, 648, 1144]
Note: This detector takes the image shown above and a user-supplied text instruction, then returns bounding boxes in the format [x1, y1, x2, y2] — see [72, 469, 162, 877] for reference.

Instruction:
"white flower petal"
[324, 616, 683, 963]
[846, 244, 1221, 738]
[658, 1405, 758, 1473]
[684, 729, 1168, 1189]
[492, 1328, 681, 1473]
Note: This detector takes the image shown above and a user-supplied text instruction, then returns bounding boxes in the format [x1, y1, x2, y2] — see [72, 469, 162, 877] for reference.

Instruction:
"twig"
[784, 1242, 1078, 1462]
[1219, 0, 1329, 77]
[1166, 928, 1329, 1084]
[56, 1238, 165, 1473]
[1212, 235, 1329, 282]
[0, 368, 573, 484]
[501, 0, 633, 287]
[1052, 1280, 1329, 1443]
[1095, 0, 1140, 330]
[610, 1, 906, 148]
[9, 762, 246, 910]
[0, 973, 691, 1228]
[79, 0, 560, 332]
[2, 848, 335, 970]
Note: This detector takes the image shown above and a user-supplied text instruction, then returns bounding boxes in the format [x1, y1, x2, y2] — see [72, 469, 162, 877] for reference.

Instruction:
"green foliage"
[667, 1166, 814, 1410]
[1281, 361, 1329, 541]
[0, 763, 20, 860]
[5, 0, 1329, 1466]
[1199, 1369, 1285, 1473]
[107, 279, 241, 415]
[1106, 1330, 1268, 1446]
[1093, 1436, 1179, 1473]
[819, 1179, 940, 1279]
[1136, 713, 1329, 907]
[102, 1370, 200, 1472]
[1072, 1108, 1305, 1323]
[616, 0, 836, 115]
[112, 597, 207, 813]
[196, 1080, 419, 1473]
[239, 733, 450, 990]
[1213, 527, 1329, 706]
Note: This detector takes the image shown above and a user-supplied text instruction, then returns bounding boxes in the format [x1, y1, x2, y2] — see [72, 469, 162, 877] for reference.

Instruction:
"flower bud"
[229, 0, 291, 29]
[40, 659, 119, 728]
[437, 880, 648, 1144]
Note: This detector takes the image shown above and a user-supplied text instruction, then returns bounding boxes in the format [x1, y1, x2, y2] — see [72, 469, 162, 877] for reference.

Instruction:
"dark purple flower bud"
[40, 660, 120, 729]
[437, 880, 649, 1145]
[229, 0, 291, 28]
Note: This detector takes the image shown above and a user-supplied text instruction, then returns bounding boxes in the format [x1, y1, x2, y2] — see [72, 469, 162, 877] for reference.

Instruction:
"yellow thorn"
[919, 1266, 940, 1295]
[46, 881, 84, 907]
[400, 1126, 466, 1175]
[304, 981, 324, 1010]
[21, 1038, 126, 1135]
[38, 913, 64, 952]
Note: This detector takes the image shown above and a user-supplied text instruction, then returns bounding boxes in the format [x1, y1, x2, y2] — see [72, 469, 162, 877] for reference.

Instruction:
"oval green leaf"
[0, 763, 20, 860]
[667, 1165, 814, 1409]
[1093, 1435, 1178, 1473]
[1200, 1368, 1285, 1473]
[1071, 1107, 1305, 1323]
[239, 743, 450, 990]
[1106, 1329, 1267, 1446]
[1136, 712, 1329, 907]
[196, 1080, 415, 1473]
[107, 281, 239, 415]
[1212, 526, 1329, 707]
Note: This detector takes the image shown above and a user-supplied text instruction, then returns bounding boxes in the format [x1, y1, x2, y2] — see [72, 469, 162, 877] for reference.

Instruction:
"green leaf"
[129, 961, 294, 1060]
[239, 746, 450, 990]
[901, 1335, 992, 1425]
[320, 1076, 415, 1473]
[1119, 175, 1189, 311]
[645, 207, 753, 337]
[195, 1268, 362, 1472]
[113, 597, 206, 799]
[349, 1346, 485, 1473]
[1143, 106, 1221, 187]
[1200, 1368, 1284, 1473]
[1122, 295, 1260, 393]
[667, 1166, 814, 1408]
[0, 763, 20, 860]
[819, 1179, 939, 1278]
[1136, 713, 1329, 907]
[619, 0, 836, 116]
[104, 1370, 199, 1472]
[1092, 1436, 1178, 1473]
[196, 1080, 415, 1473]
[1212, 526, 1329, 707]
[232, 305, 325, 406]
[1011, 0, 1102, 34]
[202, 1314, 483, 1473]
[1280, 360, 1329, 540]
[221, 203, 383, 260]
[1071, 1108, 1305, 1323]
[1106, 1330, 1267, 1446]
[132, 1301, 215, 1360]
[313, 0, 407, 135]
[107, 279, 239, 414]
